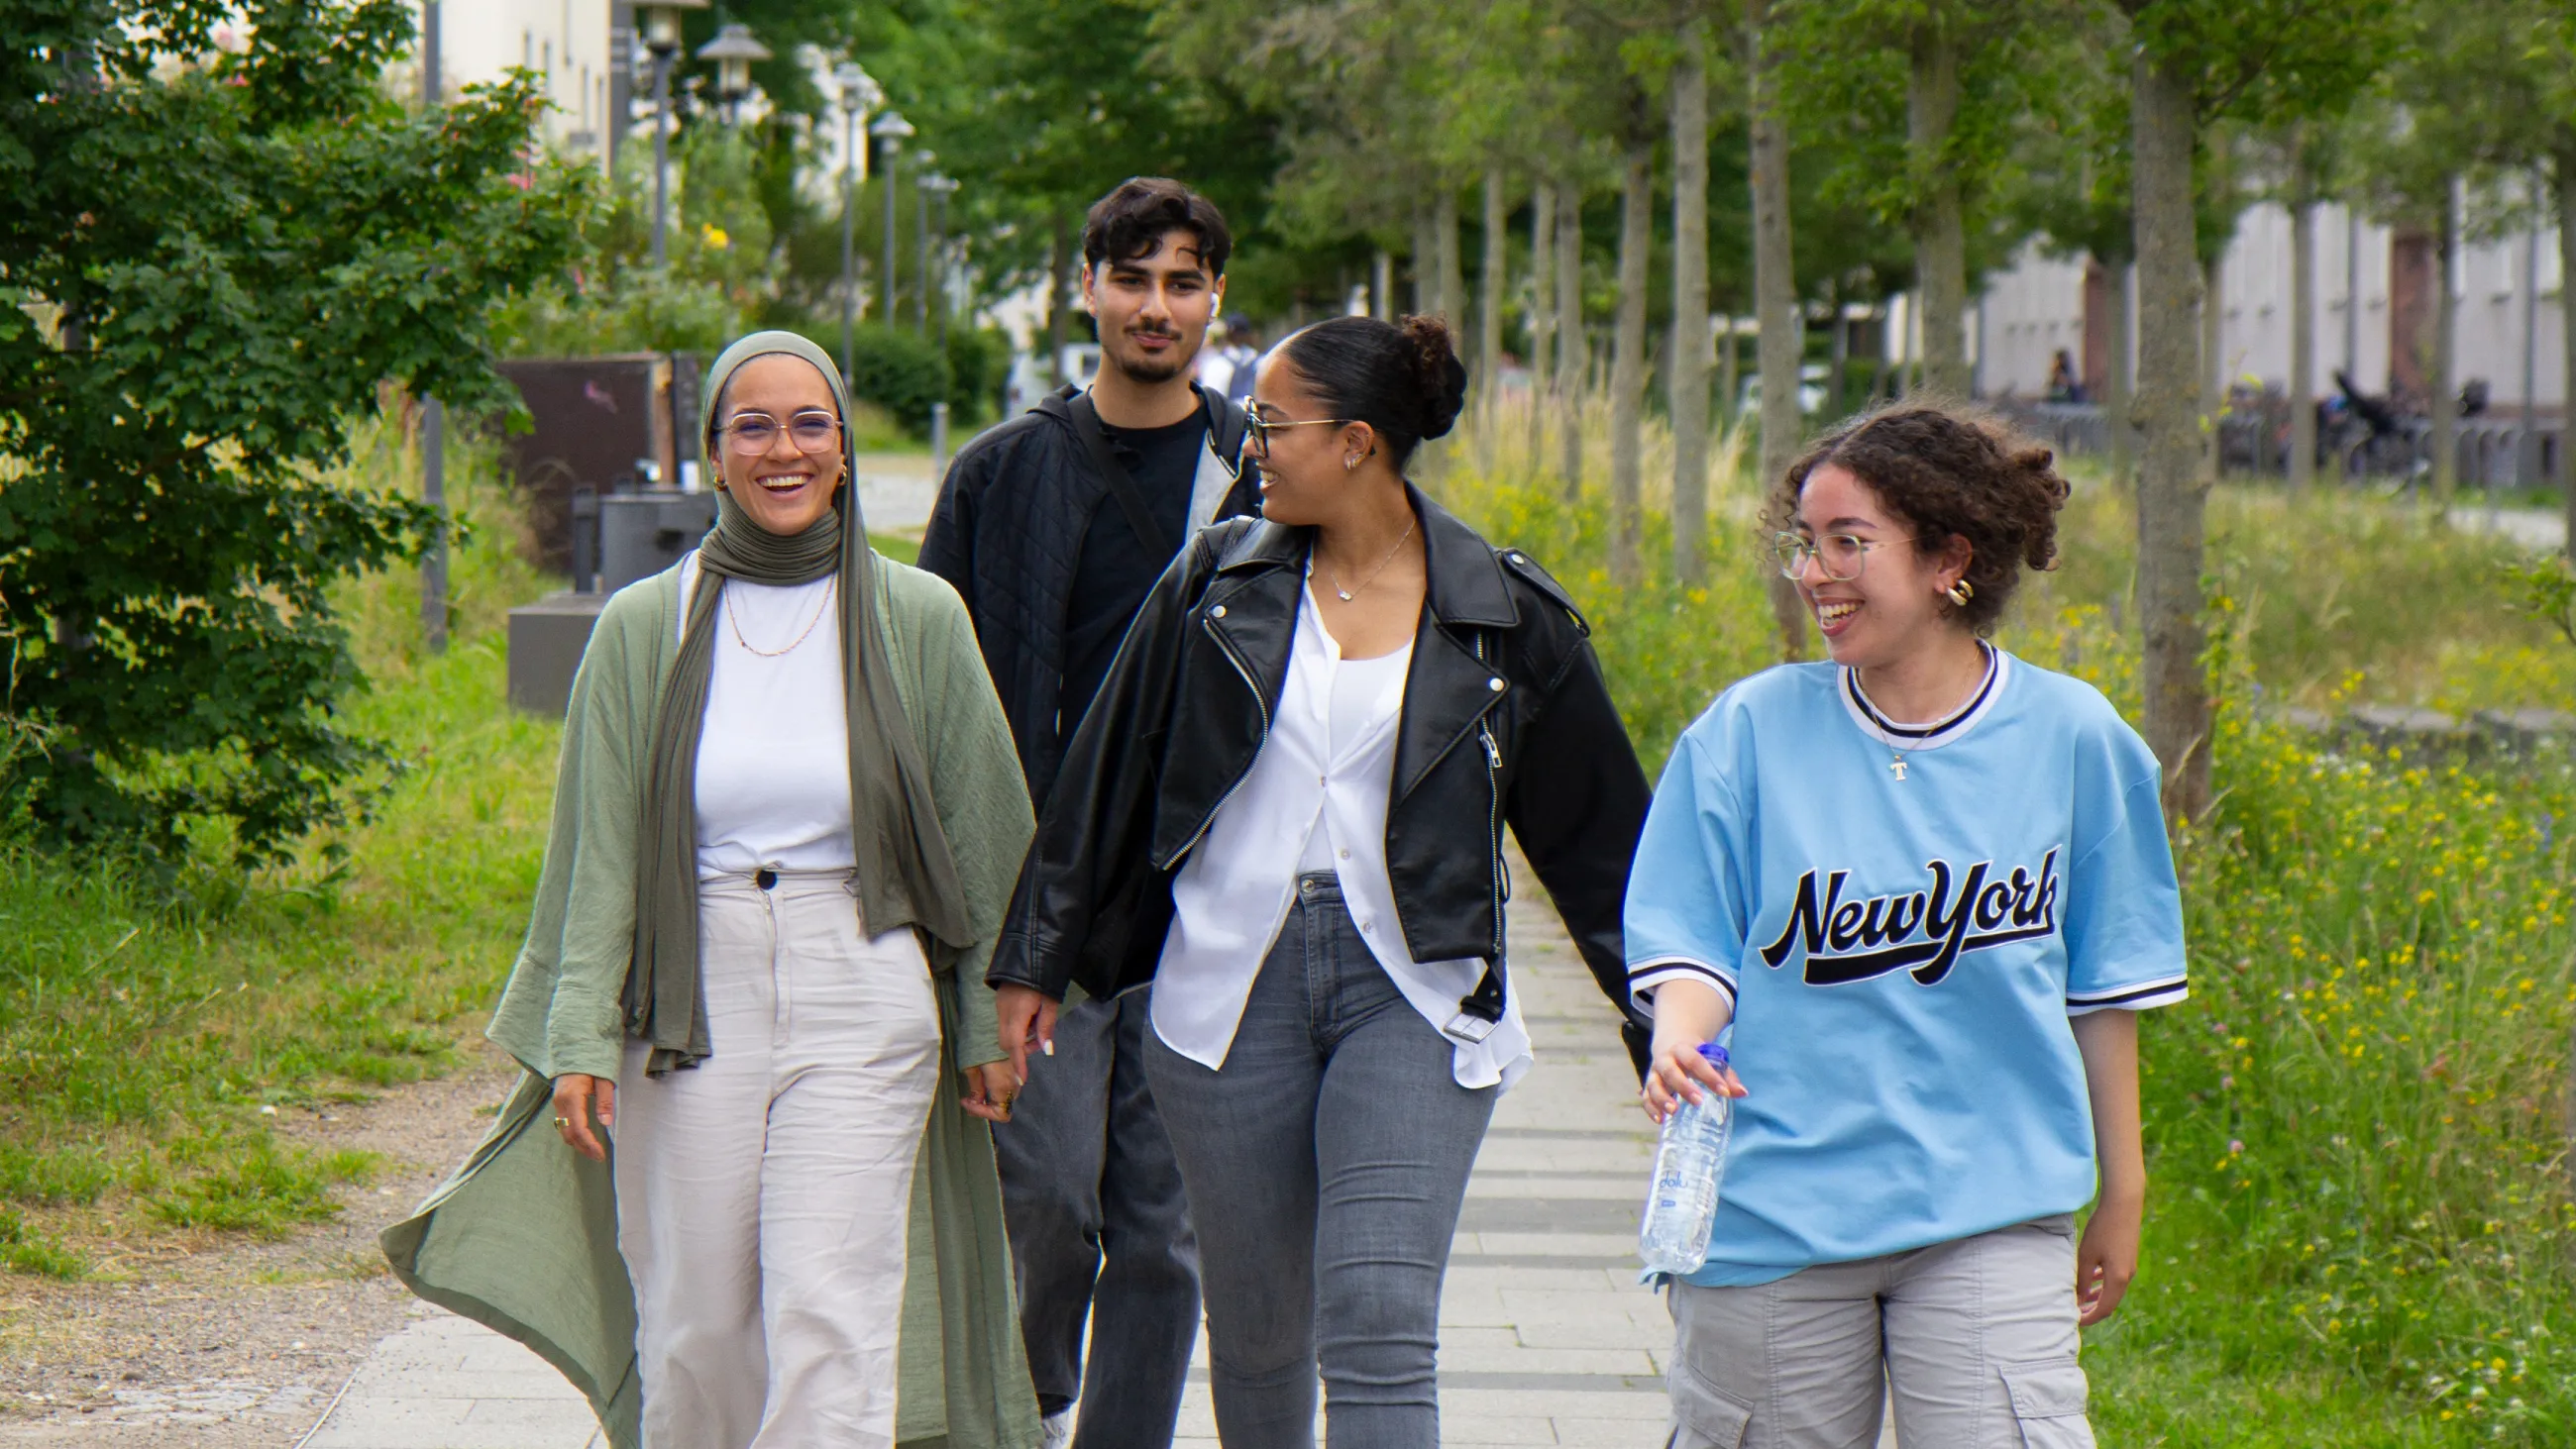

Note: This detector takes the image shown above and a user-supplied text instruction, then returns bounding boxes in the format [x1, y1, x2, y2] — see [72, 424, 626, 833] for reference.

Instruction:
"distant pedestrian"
[989, 314, 1655, 1448]
[920, 175, 1254, 1449]
[385, 329, 1039, 1449]
[1223, 324, 1261, 407]
[1629, 403, 2183, 1447]
[2046, 348, 2086, 403]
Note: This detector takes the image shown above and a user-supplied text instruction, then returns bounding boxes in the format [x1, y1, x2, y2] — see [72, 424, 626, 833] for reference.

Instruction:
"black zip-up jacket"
[987, 486, 1656, 1076]
[918, 383, 1255, 805]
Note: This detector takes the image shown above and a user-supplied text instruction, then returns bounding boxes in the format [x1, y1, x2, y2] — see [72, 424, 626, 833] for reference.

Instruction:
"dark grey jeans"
[1142, 873, 1499, 1449]
[992, 986, 1199, 1447]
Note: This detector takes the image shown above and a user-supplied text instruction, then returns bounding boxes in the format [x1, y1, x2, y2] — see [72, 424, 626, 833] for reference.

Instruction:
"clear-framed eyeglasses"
[1242, 398, 1354, 459]
[714, 410, 842, 457]
[1773, 530, 1924, 582]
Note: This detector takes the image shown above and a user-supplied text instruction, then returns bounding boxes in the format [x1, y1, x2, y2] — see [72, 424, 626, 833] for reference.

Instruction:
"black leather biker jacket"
[987, 485, 1656, 1074]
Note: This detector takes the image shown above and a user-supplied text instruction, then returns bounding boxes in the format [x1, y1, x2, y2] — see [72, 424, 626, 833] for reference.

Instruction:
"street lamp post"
[636, 0, 706, 267]
[912, 152, 936, 332]
[835, 62, 880, 388]
[921, 172, 959, 346]
[421, 1, 446, 653]
[870, 110, 914, 329]
[697, 22, 770, 125]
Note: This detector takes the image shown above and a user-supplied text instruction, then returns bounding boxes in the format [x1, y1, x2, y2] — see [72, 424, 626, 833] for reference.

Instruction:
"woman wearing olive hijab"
[382, 331, 1041, 1449]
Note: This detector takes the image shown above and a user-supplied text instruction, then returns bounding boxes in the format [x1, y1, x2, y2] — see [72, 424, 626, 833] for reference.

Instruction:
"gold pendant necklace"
[1328, 518, 1418, 602]
[1889, 750, 1908, 781]
[724, 576, 835, 658]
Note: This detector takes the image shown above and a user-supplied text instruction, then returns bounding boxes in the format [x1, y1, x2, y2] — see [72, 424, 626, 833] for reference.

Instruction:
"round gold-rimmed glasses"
[1772, 530, 1927, 582]
[713, 410, 842, 457]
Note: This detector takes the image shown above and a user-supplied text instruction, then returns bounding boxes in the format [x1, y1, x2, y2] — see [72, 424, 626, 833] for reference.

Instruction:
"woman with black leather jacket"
[986, 315, 1651, 1449]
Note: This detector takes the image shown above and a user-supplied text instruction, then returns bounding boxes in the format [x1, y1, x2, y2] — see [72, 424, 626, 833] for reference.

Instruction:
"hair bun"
[1399, 314, 1469, 440]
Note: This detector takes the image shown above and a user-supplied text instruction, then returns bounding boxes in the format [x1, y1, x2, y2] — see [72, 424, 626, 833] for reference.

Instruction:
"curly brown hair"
[1769, 403, 2070, 634]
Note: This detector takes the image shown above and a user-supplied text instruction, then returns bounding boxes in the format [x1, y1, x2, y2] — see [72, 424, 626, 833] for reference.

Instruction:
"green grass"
[1434, 451, 2576, 1445]
[0, 420, 566, 1264]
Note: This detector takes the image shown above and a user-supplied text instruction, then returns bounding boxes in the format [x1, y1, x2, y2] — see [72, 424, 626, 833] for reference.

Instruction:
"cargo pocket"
[1664, 1362, 1754, 1448]
[1999, 1356, 2096, 1449]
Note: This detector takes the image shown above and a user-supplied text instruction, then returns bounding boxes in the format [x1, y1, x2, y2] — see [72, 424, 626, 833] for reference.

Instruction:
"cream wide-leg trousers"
[612, 870, 943, 1449]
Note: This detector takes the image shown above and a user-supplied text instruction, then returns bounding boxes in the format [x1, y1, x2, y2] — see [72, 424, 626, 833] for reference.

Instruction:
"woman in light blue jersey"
[1629, 404, 2184, 1448]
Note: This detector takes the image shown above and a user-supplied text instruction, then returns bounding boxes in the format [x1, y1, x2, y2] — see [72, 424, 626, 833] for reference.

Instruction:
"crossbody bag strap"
[1068, 390, 1176, 560]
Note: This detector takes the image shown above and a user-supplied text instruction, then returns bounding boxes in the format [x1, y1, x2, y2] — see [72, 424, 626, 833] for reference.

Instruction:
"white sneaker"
[1040, 1408, 1074, 1449]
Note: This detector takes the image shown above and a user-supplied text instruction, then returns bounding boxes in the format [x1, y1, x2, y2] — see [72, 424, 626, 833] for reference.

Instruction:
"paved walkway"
[301, 884, 1733, 1447]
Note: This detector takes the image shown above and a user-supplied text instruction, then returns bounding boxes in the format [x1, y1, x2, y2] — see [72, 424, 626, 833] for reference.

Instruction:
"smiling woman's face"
[711, 355, 845, 536]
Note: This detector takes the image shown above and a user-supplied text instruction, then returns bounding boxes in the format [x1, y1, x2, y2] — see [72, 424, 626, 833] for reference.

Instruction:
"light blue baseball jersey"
[1625, 650, 2187, 1288]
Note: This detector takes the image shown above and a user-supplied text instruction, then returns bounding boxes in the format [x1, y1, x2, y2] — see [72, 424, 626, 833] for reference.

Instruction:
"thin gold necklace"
[724, 576, 835, 658]
[1325, 518, 1418, 602]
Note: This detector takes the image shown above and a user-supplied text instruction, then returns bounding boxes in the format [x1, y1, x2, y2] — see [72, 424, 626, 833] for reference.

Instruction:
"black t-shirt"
[1059, 410, 1208, 742]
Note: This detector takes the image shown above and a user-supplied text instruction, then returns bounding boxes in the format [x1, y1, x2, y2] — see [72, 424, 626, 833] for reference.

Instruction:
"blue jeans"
[1142, 873, 1498, 1449]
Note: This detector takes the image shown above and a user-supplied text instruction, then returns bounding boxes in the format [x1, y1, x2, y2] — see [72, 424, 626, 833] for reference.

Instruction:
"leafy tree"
[0, 0, 585, 863]
[2120, 0, 2402, 821]
[1779, 0, 2070, 398]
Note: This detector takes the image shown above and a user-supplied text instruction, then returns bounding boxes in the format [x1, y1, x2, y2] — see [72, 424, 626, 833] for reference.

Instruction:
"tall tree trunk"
[2289, 178, 2317, 494]
[2108, 259, 2135, 486]
[1671, 34, 1713, 585]
[1750, 0, 1808, 657]
[2431, 177, 2460, 511]
[2201, 250, 2224, 479]
[1556, 187, 1586, 496]
[1721, 313, 1741, 425]
[1610, 137, 1653, 587]
[2558, 146, 2576, 560]
[1373, 249, 1393, 320]
[1047, 206, 1070, 385]
[1480, 166, 1507, 419]
[1414, 203, 1439, 315]
[1825, 276, 1848, 416]
[1907, 15, 1969, 396]
[2130, 47, 2212, 824]
[1439, 186, 1467, 332]
[1529, 181, 1556, 473]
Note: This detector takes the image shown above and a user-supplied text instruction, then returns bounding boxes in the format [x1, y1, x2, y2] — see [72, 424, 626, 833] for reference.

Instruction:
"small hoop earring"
[1945, 579, 1974, 606]
[1344, 456, 1359, 471]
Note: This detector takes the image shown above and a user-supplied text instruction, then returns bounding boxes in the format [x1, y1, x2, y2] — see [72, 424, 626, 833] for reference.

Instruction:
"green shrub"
[847, 325, 953, 436]
[945, 327, 1013, 426]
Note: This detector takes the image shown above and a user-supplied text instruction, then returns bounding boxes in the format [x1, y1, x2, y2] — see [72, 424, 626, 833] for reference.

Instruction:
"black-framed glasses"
[1773, 530, 1927, 582]
[714, 410, 841, 457]
[1243, 399, 1354, 459]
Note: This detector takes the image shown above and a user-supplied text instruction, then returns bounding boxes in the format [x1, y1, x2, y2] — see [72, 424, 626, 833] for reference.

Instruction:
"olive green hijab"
[623, 330, 971, 1075]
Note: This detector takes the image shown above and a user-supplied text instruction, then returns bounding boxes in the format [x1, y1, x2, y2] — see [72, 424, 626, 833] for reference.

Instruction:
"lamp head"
[834, 61, 878, 112]
[697, 23, 771, 102]
[869, 109, 914, 148]
[638, 0, 706, 56]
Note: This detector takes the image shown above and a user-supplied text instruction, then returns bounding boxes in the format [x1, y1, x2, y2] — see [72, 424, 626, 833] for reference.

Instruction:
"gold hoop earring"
[1945, 579, 1974, 606]
[1344, 455, 1360, 471]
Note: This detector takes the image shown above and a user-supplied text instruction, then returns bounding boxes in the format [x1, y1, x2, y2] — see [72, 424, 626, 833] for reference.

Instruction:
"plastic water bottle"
[1639, 1043, 1734, 1276]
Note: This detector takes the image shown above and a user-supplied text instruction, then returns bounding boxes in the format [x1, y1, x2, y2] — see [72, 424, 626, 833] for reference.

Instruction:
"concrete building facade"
[1972, 201, 2564, 418]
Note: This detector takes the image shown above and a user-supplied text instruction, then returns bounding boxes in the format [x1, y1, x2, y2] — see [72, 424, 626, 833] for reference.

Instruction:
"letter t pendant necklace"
[1888, 751, 1908, 781]
[1328, 518, 1418, 601]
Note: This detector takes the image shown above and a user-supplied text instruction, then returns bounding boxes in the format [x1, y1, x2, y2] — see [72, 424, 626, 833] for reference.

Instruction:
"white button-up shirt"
[1151, 577, 1535, 1089]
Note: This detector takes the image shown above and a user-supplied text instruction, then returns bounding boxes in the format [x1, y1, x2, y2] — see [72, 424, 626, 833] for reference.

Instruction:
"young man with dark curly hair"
[918, 175, 1254, 1449]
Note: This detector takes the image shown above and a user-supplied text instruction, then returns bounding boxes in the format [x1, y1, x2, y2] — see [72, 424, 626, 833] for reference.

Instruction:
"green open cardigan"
[380, 555, 1040, 1449]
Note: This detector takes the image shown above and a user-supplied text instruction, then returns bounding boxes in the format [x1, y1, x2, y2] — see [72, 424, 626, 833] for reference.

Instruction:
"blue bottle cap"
[1696, 1042, 1729, 1069]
